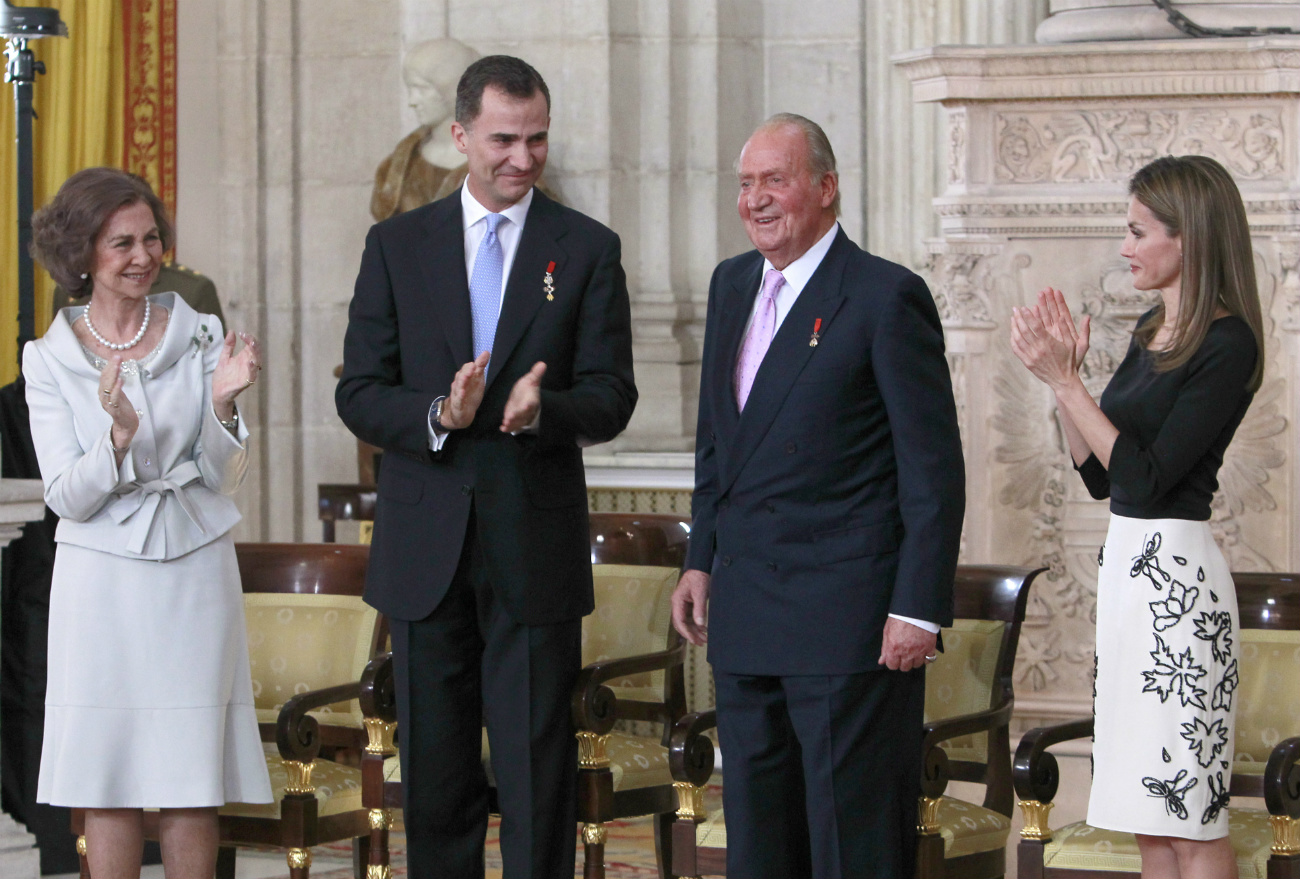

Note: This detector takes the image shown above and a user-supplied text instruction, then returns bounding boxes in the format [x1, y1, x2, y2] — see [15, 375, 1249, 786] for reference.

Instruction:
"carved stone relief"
[994, 107, 1287, 184]
[947, 108, 968, 186]
[1278, 236, 1300, 331]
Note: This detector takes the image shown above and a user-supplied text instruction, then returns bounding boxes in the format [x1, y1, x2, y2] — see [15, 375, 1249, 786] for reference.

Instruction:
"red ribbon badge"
[810, 318, 822, 347]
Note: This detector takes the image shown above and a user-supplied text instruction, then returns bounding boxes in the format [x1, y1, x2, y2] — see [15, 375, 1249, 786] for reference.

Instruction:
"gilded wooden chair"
[359, 512, 693, 879]
[73, 542, 386, 879]
[666, 564, 1044, 879]
[1013, 571, 1300, 879]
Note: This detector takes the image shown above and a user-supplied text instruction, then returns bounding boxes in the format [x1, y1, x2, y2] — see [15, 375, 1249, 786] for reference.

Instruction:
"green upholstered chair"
[1013, 571, 1300, 879]
[73, 542, 385, 879]
[358, 512, 693, 879]
[666, 564, 1044, 879]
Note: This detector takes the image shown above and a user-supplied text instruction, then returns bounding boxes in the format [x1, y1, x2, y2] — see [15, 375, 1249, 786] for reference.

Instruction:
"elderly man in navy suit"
[337, 55, 636, 879]
[671, 113, 965, 879]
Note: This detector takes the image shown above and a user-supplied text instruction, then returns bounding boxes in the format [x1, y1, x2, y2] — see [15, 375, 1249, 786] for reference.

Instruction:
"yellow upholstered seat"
[924, 619, 1006, 763]
[220, 742, 364, 820]
[934, 795, 1013, 858]
[244, 591, 379, 729]
[1042, 808, 1275, 878]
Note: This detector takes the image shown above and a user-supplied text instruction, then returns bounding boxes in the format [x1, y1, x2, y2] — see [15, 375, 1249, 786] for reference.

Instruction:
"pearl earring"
[80, 273, 88, 279]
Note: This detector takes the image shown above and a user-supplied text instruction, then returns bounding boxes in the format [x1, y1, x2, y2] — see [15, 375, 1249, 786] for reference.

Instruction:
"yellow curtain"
[0, 1, 123, 383]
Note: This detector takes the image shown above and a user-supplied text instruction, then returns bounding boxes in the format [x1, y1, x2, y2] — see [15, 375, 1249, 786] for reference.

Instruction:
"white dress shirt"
[428, 185, 538, 450]
[741, 222, 939, 636]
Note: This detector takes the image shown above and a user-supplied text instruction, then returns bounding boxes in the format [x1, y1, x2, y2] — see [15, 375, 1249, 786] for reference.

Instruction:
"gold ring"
[101, 389, 111, 396]
[246, 378, 256, 385]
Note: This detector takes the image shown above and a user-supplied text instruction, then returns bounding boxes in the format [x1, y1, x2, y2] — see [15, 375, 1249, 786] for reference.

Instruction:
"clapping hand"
[212, 331, 262, 412]
[98, 355, 138, 451]
[1010, 288, 1089, 391]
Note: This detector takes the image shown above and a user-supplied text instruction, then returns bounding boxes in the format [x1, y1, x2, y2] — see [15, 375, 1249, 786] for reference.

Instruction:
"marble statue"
[370, 38, 480, 221]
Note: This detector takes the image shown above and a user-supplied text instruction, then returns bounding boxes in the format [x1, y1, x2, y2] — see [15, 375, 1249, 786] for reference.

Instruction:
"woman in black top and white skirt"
[1011, 154, 1264, 879]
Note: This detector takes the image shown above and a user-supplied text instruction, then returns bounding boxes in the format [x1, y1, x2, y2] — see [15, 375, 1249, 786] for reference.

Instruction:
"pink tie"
[735, 269, 784, 411]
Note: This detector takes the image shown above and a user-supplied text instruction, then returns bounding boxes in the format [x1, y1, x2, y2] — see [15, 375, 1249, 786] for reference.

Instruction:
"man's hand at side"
[439, 351, 490, 430]
[878, 617, 937, 672]
[501, 361, 546, 433]
[671, 569, 710, 646]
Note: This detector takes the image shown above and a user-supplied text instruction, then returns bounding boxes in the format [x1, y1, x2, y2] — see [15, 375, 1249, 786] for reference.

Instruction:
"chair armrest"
[1012, 718, 1094, 804]
[920, 698, 1014, 798]
[274, 681, 365, 763]
[359, 652, 397, 725]
[1265, 736, 1300, 819]
[668, 710, 717, 787]
[571, 642, 687, 734]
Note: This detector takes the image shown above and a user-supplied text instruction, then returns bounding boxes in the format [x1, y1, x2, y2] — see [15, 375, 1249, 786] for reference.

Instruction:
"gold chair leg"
[583, 822, 608, 879]
[77, 834, 90, 879]
[287, 846, 312, 879]
[367, 808, 393, 879]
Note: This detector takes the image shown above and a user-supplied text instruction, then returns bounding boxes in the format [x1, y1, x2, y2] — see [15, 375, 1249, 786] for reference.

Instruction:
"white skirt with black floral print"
[1089, 514, 1238, 840]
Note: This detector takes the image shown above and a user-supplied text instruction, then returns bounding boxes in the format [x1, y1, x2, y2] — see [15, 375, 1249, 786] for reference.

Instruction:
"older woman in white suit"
[24, 167, 270, 879]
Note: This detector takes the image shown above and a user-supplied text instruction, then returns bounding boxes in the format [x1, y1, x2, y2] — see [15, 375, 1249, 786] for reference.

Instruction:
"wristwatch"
[219, 409, 240, 433]
[432, 396, 448, 430]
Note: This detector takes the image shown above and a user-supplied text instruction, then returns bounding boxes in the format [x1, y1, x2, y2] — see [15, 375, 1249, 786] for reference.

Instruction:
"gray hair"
[754, 112, 841, 216]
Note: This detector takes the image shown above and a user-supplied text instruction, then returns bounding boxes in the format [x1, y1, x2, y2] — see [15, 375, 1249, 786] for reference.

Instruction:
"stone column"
[0, 479, 55, 879]
[897, 38, 1300, 728]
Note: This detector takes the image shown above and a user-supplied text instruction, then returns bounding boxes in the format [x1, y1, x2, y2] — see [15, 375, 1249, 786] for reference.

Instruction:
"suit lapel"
[718, 232, 850, 496]
[486, 191, 565, 392]
[416, 196, 474, 366]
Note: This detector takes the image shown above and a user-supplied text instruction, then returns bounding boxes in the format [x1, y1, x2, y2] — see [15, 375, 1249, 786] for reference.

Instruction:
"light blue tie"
[469, 212, 505, 375]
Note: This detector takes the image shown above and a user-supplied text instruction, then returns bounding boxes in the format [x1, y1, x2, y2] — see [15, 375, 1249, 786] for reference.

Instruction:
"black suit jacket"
[687, 229, 964, 675]
[336, 189, 636, 625]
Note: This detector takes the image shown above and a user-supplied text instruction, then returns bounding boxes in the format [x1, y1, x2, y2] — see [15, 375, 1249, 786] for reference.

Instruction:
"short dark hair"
[455, 55, 550, 125]
[30, 167, 173, 298]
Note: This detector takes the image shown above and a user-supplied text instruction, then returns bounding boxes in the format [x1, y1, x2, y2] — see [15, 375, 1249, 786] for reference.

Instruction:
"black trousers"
[713, 666, 925, 879]
[391, 512, 581, 879]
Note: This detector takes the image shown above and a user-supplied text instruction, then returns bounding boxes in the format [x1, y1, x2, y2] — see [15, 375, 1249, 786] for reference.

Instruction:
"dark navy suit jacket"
[686, 228, 965, 675]
[336, 189, 636, 626]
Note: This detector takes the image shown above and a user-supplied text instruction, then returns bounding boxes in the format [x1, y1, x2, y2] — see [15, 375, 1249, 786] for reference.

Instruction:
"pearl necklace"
[84, 300, 150, 351]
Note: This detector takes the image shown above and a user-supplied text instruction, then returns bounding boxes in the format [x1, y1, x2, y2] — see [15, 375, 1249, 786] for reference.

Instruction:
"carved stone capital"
[1018, 799, 1055, 840]
[1271, 814, 1300, 856]
[674, 781, 707, 822]
[576, 731, 610, 769]
[282, 759, 315, 795]
[364, 717, 397, 755]
[917, 795, 943, 836]
[583, 822, 608, 846]
[287, 847, 313, 870]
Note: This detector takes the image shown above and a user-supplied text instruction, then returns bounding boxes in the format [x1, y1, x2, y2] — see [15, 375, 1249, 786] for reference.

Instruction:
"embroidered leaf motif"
[1193, 611, 1233, 665]
[1141, 635, 1207, 708]
[1201, 771, 1230, 825]
[1180, 717, 1229, 768]
[1198, 567, 1206, 582]
[1150, 580, 1200, 632]
[1131, 533, 1171, 590]
[1173, 555, 1187, 565]
[1212, 659, 1238, 712]
[1142, 769, 1197, 820]
[1209, 589, 1218, 601]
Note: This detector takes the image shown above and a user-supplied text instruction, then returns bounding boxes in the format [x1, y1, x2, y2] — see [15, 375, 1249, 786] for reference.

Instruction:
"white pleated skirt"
[1089, 514, 1238, 840]
[38, 534, 272, 808]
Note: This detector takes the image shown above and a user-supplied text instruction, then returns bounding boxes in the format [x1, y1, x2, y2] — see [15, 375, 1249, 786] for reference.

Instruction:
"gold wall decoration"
[121, 0, 177, 222]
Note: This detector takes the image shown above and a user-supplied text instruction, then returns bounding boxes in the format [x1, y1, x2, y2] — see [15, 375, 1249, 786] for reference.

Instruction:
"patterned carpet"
[287, 783, 722, 879]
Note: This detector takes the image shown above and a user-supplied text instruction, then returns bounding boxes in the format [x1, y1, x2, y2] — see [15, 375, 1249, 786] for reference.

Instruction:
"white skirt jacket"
[24, 292, 248, 560]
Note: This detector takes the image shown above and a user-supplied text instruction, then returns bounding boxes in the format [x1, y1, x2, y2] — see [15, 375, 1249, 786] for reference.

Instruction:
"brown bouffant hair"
[1129, 155, 1264, 392]
[30, 167, 174, 298]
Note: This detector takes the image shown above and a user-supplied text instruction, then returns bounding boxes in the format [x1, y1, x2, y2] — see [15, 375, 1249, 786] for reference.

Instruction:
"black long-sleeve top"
[1076, 309, 1256, 520]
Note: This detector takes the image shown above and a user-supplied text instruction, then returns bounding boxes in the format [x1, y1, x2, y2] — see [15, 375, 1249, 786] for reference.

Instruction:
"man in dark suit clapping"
[671, 114, 965, 879]
[336, 55, 636, 879]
